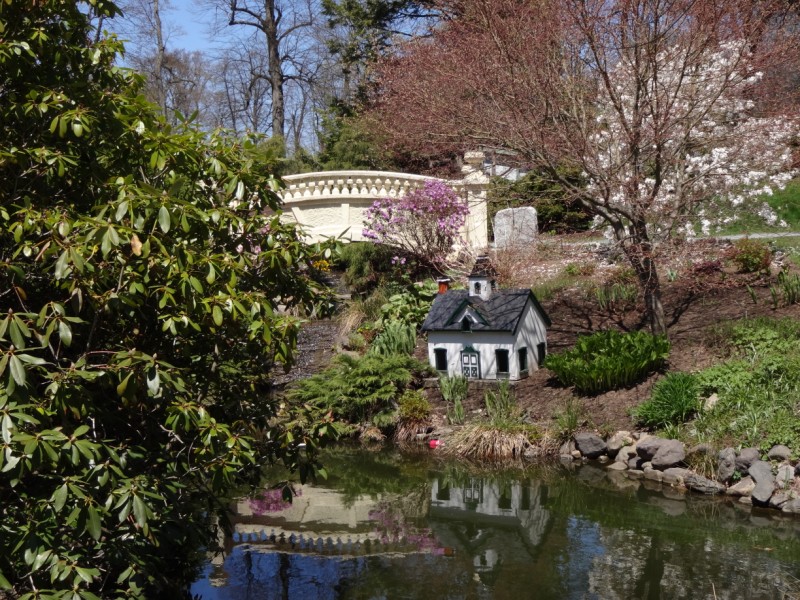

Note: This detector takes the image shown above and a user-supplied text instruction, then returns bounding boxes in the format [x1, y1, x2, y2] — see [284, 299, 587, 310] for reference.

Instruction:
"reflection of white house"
[429, 477, 552, 574]
[421, 257, 550, 380]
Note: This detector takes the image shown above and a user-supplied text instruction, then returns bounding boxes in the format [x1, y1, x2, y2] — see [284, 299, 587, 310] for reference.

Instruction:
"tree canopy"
[373, 0, 800, 333]
[0, 1, 334, 596]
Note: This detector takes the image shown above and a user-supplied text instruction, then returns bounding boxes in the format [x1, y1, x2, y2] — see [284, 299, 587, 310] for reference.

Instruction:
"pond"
[192, 447, 800, 599]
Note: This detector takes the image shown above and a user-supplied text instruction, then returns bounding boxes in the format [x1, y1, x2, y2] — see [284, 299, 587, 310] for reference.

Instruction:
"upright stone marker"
[494, 207, 538, 249]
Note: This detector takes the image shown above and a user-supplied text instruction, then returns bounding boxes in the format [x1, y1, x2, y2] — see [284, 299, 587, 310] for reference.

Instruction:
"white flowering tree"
[375, 0, 798, 333]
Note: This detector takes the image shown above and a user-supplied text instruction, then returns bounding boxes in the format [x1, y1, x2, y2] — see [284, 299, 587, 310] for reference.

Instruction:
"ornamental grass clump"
[545, 330, 670, 394]
[633, 372, 700, 429]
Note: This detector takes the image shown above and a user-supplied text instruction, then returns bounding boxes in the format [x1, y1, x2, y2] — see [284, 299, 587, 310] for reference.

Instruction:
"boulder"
[606, 431, 633, 458]
[643, 467, 663, 482]
[616, 445, 638, 464]
[725, 476, 755, 497]
[571, 450, 582, 459]
[607, 461, 628, 471]
[703, 393, 719, 411]
[636, 437, 666, 461]
[776, 464, 794, 488]
[736, 448, 761, 472]
[782, 499, 800, 514]
[574, 432, 607, 459]
[651, 439, 686, 470]
[748, 460, 775, 506]
[684, 473, 726, 495]
[769, 491, 791, 509]
[494, 207, 538, 249]
[559, 439, 576, 456]
[767, 445, 792, 462]
[717, 447, 737, 483]
[628, 456, 644, 470]
[662, 467, 691, 486]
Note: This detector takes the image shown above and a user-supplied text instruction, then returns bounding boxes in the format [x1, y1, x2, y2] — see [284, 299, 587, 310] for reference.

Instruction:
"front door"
[461, 350, 480, 379]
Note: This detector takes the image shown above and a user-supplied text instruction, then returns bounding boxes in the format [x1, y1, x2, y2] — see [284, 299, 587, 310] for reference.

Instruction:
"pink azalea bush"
[362, 179, 469, 271]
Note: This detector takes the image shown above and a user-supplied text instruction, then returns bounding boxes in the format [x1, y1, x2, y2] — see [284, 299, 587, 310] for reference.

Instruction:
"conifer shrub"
[545, 330, 670, 394]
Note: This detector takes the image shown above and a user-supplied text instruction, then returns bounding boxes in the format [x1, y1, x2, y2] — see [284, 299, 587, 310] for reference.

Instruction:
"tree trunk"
[264, 0, 284, 138]
[622, 220, 667, 336]
[152, 0, 167, 114]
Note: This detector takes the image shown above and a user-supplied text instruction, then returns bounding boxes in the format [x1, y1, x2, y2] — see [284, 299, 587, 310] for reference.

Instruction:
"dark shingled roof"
[421, 289, 551, 333]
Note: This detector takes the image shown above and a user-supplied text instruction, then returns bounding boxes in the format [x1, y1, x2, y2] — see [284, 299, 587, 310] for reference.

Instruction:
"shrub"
[337, 242, 397, 295]
[379, 280, 438, 327]
[731, 238, 771, 273]
[397, 390, 432, 421]
[369, 321, 417, 356]
[633, 372, 700, 428]
[545, 330, 670, 394]
[363, 179, 469, 271]
[287, 353, 430, 430]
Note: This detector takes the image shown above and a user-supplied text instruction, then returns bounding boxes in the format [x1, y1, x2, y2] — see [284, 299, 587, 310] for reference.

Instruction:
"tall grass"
[633, 372, 700, 429]
[440, 375, 468, 425]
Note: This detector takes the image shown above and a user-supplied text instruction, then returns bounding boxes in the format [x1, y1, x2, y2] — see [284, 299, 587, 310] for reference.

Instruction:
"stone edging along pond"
[564, 431, 800, 514]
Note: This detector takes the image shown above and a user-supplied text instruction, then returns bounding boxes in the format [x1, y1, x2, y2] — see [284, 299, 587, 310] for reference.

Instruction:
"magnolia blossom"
[585, 40, 797, 239]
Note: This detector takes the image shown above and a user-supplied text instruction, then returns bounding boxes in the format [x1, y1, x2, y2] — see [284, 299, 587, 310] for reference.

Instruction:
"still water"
[192, 447, 800, 599]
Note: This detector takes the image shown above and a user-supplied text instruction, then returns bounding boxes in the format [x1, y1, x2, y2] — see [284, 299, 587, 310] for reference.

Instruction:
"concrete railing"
[277, 156, 490, 250]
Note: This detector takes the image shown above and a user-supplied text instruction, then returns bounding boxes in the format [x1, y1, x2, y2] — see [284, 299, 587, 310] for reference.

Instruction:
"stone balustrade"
[277, 165, 489, 249]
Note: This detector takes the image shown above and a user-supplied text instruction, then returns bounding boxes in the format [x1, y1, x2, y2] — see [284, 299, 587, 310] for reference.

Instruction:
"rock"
[597, 455, 610, 464]
[643, 467, 663, 482]
[559, 440, 576, 456]
[767, 445, 792, 462]
[769, 491, 791, 509]
[748, 461, 775, 506]
[607, 461, 628, 471]
[627, 470, 644, 479]
[651, 439, 686, 470]
[606, 431, 633, 458]
[628, 456, 644, 470]
[726, 476, 755, 497]
[703, 393, 719, 411]
[571, 450, 582, 459]
[736, 448, 761, 472]
[688, 443, 712, 457]
[616, 445, 638, 464]
[782, 499, 800, 514]
[636, 437, 665, 461]
[663, 467, 691, 486]
[494, 207, 538, 249]
[717, 447, 737, 483]
[776, 465, 794, 488]
[574, 432, 607, 459]
[684, 473, 726, 495]
[739, 495, 753, 506]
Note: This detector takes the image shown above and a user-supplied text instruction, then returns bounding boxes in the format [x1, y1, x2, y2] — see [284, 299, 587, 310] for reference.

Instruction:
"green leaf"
[9, 355, 25, 387]
[212, 305, 223, 327]
[86, 505, 101, 540]
[158, 206, 171, 233]
[52, 483, 68, 512]
[58, 321, 72, 347]
[0, 570, 11, 590]
[116, 372, 132, 396]
[132, 495, 147, 528]
[54, 250, 69, 280]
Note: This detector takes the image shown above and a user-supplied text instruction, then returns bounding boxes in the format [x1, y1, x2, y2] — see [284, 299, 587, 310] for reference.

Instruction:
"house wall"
[427, 298, 549, 381]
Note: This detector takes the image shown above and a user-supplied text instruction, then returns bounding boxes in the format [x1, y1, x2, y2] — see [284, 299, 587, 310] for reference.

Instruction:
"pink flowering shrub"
[362, 179, 469, 271]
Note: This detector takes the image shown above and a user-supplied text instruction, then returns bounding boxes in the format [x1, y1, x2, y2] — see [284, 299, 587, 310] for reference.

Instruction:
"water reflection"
[192, 449, 800, 599]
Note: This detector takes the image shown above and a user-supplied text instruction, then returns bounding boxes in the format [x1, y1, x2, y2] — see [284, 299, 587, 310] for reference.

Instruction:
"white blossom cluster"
[584, 39, 797, 240]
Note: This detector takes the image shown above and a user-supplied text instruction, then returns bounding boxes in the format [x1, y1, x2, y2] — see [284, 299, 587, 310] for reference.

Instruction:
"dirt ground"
[419, 236, 800, 434]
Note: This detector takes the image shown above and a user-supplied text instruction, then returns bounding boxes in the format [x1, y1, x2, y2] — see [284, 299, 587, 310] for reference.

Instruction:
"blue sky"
[112, 0, 217, 55]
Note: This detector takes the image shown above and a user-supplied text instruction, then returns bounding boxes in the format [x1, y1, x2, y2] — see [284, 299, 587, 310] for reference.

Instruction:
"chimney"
[437, 278, 451, 294]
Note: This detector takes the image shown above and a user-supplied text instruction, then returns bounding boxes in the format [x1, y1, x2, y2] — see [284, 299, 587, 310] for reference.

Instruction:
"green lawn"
[714, 178, 800, 235]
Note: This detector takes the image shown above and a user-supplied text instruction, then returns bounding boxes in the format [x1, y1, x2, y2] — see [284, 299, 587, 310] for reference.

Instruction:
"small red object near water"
[429, 439, 440, 449]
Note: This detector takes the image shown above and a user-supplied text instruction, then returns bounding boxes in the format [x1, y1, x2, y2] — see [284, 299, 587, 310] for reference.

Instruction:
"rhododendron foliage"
[363, 179, 469, 271]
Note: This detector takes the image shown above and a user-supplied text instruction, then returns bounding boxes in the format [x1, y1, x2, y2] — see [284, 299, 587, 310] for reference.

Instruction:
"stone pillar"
[459, 151, 490, 251]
